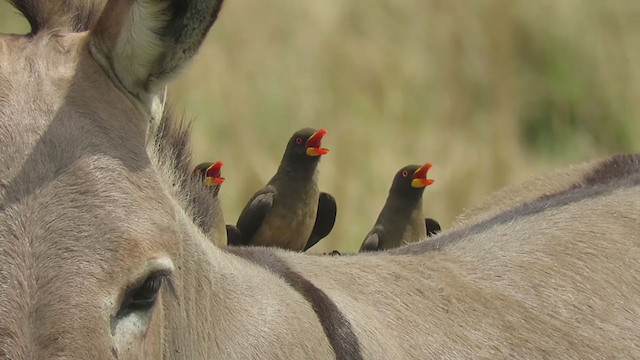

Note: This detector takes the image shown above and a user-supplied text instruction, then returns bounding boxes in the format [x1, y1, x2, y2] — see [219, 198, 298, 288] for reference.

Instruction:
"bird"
[359, 163, 437, 252]
[194, 161, 225, 194]
[193, 161, 243, 246]
[233, 128, 337, 251]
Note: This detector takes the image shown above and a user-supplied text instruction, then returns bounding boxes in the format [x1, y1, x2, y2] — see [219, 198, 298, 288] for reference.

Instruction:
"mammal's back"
[264, 154, 640, 357]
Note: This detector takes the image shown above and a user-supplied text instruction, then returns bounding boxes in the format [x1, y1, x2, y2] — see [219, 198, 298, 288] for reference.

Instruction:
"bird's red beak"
[204, 161, 225, 186]
[411, 163, 435, 188]
[306, 129, 329, 157]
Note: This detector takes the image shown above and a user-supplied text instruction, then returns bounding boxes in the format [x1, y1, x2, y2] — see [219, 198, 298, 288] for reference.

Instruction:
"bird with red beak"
[360, 163, 440, 252]
[234, 128, 337, 251]
[193, 161, 242, 246]
[194, 161, 225, 194]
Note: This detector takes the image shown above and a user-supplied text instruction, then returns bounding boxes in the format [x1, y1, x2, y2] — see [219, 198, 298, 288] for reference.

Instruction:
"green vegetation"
[2, 0, 639, 252]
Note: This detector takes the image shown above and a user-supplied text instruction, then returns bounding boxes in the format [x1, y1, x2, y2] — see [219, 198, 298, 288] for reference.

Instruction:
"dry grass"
[2, 0, 639, 252]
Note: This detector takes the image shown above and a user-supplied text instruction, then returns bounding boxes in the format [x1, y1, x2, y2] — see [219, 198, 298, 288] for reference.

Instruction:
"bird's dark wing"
[425, 218, 441, 237]
[359, 232, 380, 252]
[303, 192, 337, 251]
[236, 191, 274, 244]
[225, 225, 244, 246]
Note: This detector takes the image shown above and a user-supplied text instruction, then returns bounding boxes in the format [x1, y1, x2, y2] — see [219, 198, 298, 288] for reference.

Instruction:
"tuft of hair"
[9, 0, 106, 34]
[150, 107, 220, 235]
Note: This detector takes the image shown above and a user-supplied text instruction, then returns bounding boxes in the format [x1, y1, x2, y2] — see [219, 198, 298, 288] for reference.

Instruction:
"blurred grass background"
[2, 0, 640, 253]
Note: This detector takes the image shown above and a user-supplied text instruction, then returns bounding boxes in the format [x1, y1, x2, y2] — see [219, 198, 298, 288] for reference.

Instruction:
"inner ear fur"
[88, 0, 224, 116]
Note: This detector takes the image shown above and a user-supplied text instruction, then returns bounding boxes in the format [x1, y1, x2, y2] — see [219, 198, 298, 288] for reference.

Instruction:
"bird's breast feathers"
[252, 197, 318, 249]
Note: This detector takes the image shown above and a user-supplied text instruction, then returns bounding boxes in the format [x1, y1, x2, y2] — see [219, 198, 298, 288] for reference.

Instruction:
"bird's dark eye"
[295, 137, 303, 144]
[118, 273, 166, 317]
[402, 170, 409, 177]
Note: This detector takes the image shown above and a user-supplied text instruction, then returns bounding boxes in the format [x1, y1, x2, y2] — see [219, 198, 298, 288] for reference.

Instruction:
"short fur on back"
[392, 154, 640, 254]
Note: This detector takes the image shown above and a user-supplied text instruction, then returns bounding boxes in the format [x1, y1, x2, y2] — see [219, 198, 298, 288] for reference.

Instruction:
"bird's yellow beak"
[205, 176, 225, 186]
[204, 161, 225, 186]
[306, 129, 329, 157]
[411, 163, 435, 188]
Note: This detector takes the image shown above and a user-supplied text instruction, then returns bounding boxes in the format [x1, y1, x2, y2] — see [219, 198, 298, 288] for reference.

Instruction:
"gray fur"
[0, 1, 639, 359]
[9, 0, 105, 34]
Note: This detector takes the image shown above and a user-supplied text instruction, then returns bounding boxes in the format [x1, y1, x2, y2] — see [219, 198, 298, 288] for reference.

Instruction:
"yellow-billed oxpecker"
[360, 163, 438, 252]
[194, 161, 225, 194]
[193, 161, 243, 246]
[234, 128, 337, 251]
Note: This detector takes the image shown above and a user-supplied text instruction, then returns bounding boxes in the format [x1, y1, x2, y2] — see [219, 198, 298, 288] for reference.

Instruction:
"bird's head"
[283, 128, 330, 165]
[193, 161, 225, 187]
[390, 163, 435, 198]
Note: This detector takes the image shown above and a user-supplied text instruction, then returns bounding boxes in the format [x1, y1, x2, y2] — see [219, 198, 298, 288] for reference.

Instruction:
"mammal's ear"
[89, 0, 224, 124]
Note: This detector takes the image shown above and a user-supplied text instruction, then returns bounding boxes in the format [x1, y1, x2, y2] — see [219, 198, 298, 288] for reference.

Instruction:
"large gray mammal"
[0, 0, 638, 358]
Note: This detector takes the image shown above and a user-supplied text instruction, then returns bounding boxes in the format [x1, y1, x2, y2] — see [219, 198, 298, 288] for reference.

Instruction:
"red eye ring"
[295, 137, 303, 144]
[402, 170, 409, 177]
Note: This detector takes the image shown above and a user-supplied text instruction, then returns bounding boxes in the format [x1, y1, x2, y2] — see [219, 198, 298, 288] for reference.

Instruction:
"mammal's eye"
[119, 273, 166, 316]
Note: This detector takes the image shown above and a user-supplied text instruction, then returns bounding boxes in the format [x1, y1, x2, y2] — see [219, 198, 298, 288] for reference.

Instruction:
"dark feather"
[304, 192, 337, 251]
[225, 225, 244, 246]
[360, 233, 379, 252]
[425, 218, 441, 237]
[235, 192, 274, 245]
